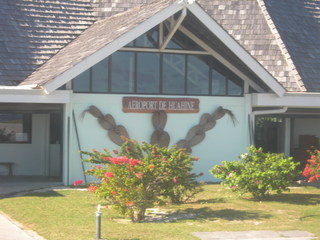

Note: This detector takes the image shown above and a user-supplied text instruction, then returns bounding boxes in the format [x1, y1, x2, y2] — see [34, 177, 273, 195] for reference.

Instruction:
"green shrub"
[210, 146, 300, 199]
[81, 138, 202, 222]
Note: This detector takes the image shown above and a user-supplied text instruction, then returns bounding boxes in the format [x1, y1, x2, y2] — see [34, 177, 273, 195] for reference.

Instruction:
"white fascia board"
[187, 4, 286, 97]
[252, 92, 320, 108]
[43, 3, 183, 94]
[0, 89, 71, 103]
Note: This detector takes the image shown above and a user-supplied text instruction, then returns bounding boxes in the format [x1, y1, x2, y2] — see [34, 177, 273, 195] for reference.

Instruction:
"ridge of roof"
[257, 0, 306, 92]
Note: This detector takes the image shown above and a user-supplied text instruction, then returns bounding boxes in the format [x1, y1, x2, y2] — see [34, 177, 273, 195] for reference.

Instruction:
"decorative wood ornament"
[175, 106, 237, 153]
[150, 110, 170, 147]
[82, 106, 130, 146]
[82, 105, 236, 152]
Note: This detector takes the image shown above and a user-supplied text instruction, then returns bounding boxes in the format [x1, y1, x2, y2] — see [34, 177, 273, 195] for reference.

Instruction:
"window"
[187, 55, 209, 95]
[72, 26, 244, 96]
[111, 52, 135, 93]
[0, 113, 31, 143]
[163, 54, 185, 94]
[137, 53, 160, 93]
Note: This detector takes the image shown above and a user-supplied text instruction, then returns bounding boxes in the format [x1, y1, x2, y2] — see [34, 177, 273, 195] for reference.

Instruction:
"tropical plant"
[80, 138, 202, 222]
[210, 146, 300, 199]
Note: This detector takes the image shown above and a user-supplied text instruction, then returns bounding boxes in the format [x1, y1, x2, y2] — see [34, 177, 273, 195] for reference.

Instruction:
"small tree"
[210, 146, 300, 199]
[81, 138, 202, 222]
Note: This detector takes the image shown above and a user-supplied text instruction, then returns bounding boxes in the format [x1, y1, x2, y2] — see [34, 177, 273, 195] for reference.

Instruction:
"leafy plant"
[210, 146, 300, 199]
[80, 138, 202, 222]
[302, 149, 320, 182]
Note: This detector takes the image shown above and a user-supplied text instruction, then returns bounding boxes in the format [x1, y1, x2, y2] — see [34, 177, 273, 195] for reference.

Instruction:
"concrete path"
[193, 230, 317, 240]
[0, 213, 45, 240]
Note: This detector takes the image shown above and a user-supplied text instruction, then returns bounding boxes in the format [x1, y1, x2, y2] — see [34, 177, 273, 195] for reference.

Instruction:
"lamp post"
[96, 204, 102, 239]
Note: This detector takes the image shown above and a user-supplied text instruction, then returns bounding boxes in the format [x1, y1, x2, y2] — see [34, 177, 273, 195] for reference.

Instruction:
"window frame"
[0, 112, 32, 144]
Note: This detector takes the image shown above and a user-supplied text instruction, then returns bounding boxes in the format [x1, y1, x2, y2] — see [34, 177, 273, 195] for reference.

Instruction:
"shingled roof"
[0, 0, 95, 86]
[1, 0, 319, 93]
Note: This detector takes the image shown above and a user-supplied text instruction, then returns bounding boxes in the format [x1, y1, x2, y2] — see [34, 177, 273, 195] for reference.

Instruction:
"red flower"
[129, 158, 140, 166]
[73, 180, 83, 186]
[97, 165, 102, 169]
[88, 184, 98, 192]
[102, 157, 109, 161]
[123, 188, 128, 192]
[126, 201, 134, 207]
[173, 177, 178, 183]
[110, 156, 130, 165]
[308, 176, 316, 182]
[302, 164, 312, 177]
[193, 157, 199, 161]
[149, 165, 155, 169]
[135, 173, 143, 179]
[231, 185, 238, 190]
[113, 150, 118, 154]
[105, 172, 114, 178]
[111, 191, 117, 195]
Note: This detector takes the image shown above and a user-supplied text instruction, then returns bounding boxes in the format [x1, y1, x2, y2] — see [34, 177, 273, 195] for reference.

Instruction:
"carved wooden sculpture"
[82, 105, 237, 152]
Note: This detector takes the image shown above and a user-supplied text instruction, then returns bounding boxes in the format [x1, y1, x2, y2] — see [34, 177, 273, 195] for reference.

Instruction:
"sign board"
[122, 97, 199, 113]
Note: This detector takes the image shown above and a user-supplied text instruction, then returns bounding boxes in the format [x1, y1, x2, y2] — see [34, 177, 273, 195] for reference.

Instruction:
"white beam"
[0, 89, 71, 103]
[178, 26, 266, 93]
[160, 8, 186, 50]
[252, 93, 320, 108]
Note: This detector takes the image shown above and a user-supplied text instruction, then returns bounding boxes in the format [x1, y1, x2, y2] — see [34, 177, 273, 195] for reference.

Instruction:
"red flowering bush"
[81, 138, 202, 222]
[302, 149, 320, 182]
[210, 146, 300, 199]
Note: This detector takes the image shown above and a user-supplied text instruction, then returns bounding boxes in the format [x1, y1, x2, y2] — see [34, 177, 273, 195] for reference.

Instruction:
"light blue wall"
[0, 114, 50, 176]
[64, 94, 250, 184]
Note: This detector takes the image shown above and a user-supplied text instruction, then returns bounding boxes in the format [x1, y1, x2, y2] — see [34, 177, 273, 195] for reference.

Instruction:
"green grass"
[0, 184, 319, 240]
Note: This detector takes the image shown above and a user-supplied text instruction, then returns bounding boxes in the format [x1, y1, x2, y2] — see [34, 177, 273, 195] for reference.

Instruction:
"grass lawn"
[0, 184, 319, 240]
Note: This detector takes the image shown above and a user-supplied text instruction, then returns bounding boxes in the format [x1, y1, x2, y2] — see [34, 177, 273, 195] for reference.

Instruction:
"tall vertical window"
[0, 113, 32, 143]
[92, 59, 108, 93]
[163, 54, 185, 94]
[73, 69, 90, 92]
[187, 55, 209, 95]
[137, 53, 160, 93]
[111, 52, 135, 93]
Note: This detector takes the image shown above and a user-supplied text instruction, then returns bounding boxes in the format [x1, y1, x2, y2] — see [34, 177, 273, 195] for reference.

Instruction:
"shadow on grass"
[145, 207, 272, 223]
[249, 193, 320, 206]
[0, 190, 65, 199]
[193, 198, 226, 204]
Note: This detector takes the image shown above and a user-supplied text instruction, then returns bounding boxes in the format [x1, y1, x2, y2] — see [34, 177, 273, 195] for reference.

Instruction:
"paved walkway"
[0, 213, 45, 240]
[193, 231, 317, 240]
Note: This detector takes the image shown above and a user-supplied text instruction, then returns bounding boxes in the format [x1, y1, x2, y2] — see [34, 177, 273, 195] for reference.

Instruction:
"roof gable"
[20, 0, 285, 96]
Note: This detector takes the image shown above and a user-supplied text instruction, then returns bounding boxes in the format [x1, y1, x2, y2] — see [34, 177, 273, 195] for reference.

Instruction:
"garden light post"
[96, 204, 102, 239]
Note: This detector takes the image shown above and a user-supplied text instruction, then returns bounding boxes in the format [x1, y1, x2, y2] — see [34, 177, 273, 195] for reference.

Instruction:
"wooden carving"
[82, 105, 237, 151]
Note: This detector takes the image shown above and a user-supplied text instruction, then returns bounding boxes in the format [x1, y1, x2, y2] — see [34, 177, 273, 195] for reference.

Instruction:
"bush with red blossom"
[302, 149, 320, 183]
[80, 138, 202, 222]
